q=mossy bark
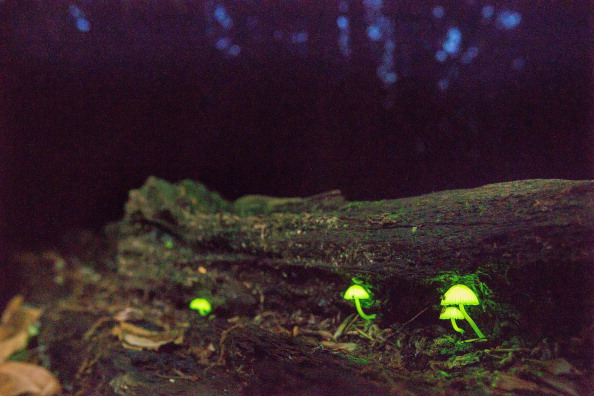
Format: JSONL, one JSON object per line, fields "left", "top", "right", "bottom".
{"left": 116, "top": 177, "right": 593, "bottom": 338}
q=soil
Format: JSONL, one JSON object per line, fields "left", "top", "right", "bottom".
{"left": 6, "top": 228, "right": 593, "bottom": 395}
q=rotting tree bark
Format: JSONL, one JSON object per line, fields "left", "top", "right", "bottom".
{"left": 118, "top": 177, "right": 592, "bottom": 281}
{"left": 218, "top": 324, "right": 398, "bottom": 395}
{"left": 116, "top": 177, "right": 593, "bottom": 337}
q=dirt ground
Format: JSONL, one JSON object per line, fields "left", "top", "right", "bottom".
{"left": 3, "top": 229, "right": 592, "bottom": 395}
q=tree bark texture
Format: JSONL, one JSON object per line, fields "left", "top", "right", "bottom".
{"left": 116, "top": 177, "right": 593, "bottom": 338}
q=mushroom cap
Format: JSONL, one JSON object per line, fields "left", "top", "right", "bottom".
{"left": 439, "top": 306, "right": 465, "bottom": 320}
{"left": 189, "top": 298, "right": 212, "bottom": 316}
{"left": 441, "top": 284, "right": 479, "bottom": 306}
{"left": 343, "top": 285, "right": 371, "bottom": 300}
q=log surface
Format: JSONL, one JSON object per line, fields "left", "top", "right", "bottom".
{"left": 118, "top": 177, "right": 593, "bottom": 283}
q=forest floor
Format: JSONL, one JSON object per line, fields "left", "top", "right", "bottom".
{"left": 3, "top": 230, "right": 593, "bottom": 395}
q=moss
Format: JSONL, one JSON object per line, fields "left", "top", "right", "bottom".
{"left": 342, "top": 200, "right": 387, "bottom": 209}
{"left": 342, "top": 354, "right": 371, "bottom": 366}
{"left": 232, "top": 195, "right": 304, "bottom": 216}
{"left": 431, "top": 335, "right": 474, "bottom": 356}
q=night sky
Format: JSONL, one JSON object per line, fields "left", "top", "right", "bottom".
{"left": 0, "top": 0, "right": 592, "bottom": 245}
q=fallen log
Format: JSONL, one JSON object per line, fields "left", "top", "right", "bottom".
{"left": 116, "top": 177, "right": 593, "bottom": 339}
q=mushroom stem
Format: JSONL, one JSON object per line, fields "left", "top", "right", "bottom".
{"left": 458, "top": 304, "right": 485, "bottom": 339}
{"left": 450, "top": 319, "right": 464, "bottom": 334}
{"left": 354, "top": 298, "right": 376, "bottom": 321}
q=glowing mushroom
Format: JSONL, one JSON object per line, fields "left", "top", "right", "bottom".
{"left": 439, "top": 306, "right": 465, "bottom": 334}
{"left": 440, "top": 284, "right": 486, "bottom": 339}
{"left": 343, "top": 285, "right": 376, "bottom": 321}
{"left": 189, "top": 298, "right": 212, "bottom": 316}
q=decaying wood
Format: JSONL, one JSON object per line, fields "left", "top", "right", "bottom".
{"left": 118, "top": 177, "right": 592, "bottom": 281}
{"left": 116, "top": 177, "right": 593, "bottom": 337}
{"left": 217, "top": 324, "right": 397, "bottom": 395}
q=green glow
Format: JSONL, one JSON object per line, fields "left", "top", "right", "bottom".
{"left": 441, "top": 284, "right": 479, "bottom": 305}
{"left": 354, "top": 297, "right": 376, "bottom": 321}
{"left": 440, "top": 307, "right": 464, "bottom": 334}
{"left": 189, "top": 298, "right": 212, "bottom": 316}
{"left": 450, "top": 319, "right": 464, "bottom": 334}
{"left": 458, "top": 304, "right": 485, "bottom": 339}
{"left": 441, "top": 284, "right": 486, "bottom": 339}
{"left": 343, "top": 285, "right": 376, "bottom": 321}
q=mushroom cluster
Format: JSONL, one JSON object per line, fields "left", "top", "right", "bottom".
{"left": 440, "top": 284, "right": 486, "bottom": 339}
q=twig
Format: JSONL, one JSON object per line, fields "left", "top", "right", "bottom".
{"left": 400, "top": 306, "right": 430, "bottom": 328}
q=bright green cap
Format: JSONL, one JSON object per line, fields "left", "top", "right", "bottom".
{"left": 189, "top": 298, "right": 212, "bottom": 316}
{"left": 439, "top": 306, "right": 464, "bottom": 320}
{"left": 343, "top": 284, "right": 371, "bottom": 300}
{"left": 441, "top": 284, "right": 479, "bottom": 306}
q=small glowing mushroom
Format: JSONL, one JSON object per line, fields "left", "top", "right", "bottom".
{"left": 189, "top": 298, "right": 212, "bottom": 316}
{"left": 441, "top": 284, "right": 486, "bottom": 339}
{"left": 343, "top": 285, "right": 376, "bottom": 321}
{"left": 439, "top": 306, "right": 465, "bottom": 334}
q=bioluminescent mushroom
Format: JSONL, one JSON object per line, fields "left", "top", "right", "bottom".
{"left": 440, "top": 284, "right": 486, "bottom": 339}
{"left": 439, "top": 306, "right": 465, "bottom": 334}
{"left": 343, "top": 285, "right": 376, "bottom": 321}
{"left": 189, "top": 298, "right": 212, "bottom": 316}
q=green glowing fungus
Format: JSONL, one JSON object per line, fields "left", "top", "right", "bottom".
{"left": 189, "top": 298, "right": 212, "bottom": 316}
{"left": 343, "top": 285, "right": 376, "bottom": 321}
{"left": 439, "top": 306, "right": 465, "bottom": 334}
{"left": 440, "top": 284, "right": 485, "bottom": 339}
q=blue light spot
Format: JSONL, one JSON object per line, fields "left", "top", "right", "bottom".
{"left": 291, "top": 31, "right": 308, "bottom": 44}
{"left": 215, "top": 37, "right": 230, "bottom": 50}
{"left": 214, "top": 6, "right": 227, "bottom": 21}
{"left": 377, "top": 16, "right": 392, "bottom": 30}
{"left": 432, "top": 6, "right": 445, "bottom": 19}
{"left": 69, "top": 5, "right": 83, "bottom": 18}
{"left": 214, "top": 6, "right": 233, "bottom": 30}
{"left": 443, "top": 27, "right": 462, "bottom": 54}
{"left": 227, "top": 44, "right": 241, "bottom": 56}
{"left": 435, "top": 50, "right": 448, "bottom": 62}
{"left": 337, "top": 16, "right": 349, "bottom": 30}
{"left": 219, "top": 17, "right": 232, "bottom": 30}
{"left": 496, "top": 10, "right": 521, "bottom": 30}
{"left": 364, "top": 0, "right": 383, "bottom": 9}
{"left": 76, "top": 18, "right": 90, "bottom": 32}
{"left": 385, "top": 39, "right": 395, "bottom": 52}
{"left": 481, "top": 5, "right": 494, "bottom": 19}
{"left": 383, "top": 72, "right": 397, "bottom": 84}
{"left": 461, "top": 46, "right": 479, "bottom": 64}
{"left": 338, "top": 23, "right": 351, "bottom": 58}
{"left": 366, "top": 25, "right": 382, "bottom": 41}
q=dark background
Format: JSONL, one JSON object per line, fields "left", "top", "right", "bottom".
{"left": 0, "top": 0, "right": 592, "bottom": 247}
